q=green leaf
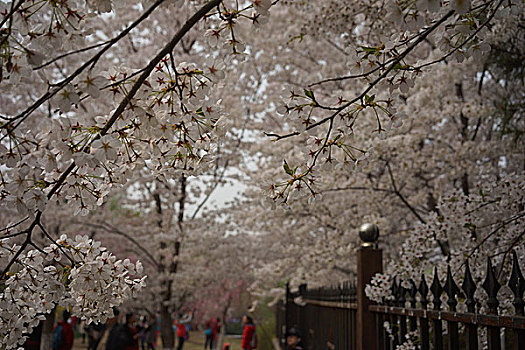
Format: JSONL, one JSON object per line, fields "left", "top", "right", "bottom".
{"left": 391, "top": 62, "right": 403, "bottom": 70}
{"left": 283, "top": 160, "right": 293, "bottom": 176}
{"left": 364, "top": 94, "right": 375, "bottom": 104}
{"left": 304, "top": 89, "right": 315, "bottom": 101}
{"left": 362, "top": 46, "right": 377, "bottom": 54}
{"left": 195, "top": 107, "right": 205, "bottom": 117}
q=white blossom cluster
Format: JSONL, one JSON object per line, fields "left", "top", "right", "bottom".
{"left": 0, "top": 234, "right": 145, "bottom": 349}
{"left": 268, "top": 0, "right": 521, "bottom": 200}
{"left": 0, "top": 67, "right": 225, "bottom": 218}
{"left": 0, "top": 0, "right": 272, "bottom": 218}
{"left": 1, "top": 0, "right": 272, "bottom": 342}
{"left": 398, "top": 174, "right": 523, "bottom": 279}
{"left": 365, "top": 273, "right": 394, "bottom": 304}
{"left": 362, "top": 173, "right": 524, "bottom": 312}
{"left": 382, "top": 322, "right": 418, "bottom": 350}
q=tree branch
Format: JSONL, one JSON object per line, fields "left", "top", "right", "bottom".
{"left": 268, "top": 10, "right": 455, "bottom": 141}
{"left": 1, "top": 0, "right": 223, "bottom": 281}
{"left": 2, "top": 0, "right": 167, "bottom": 132}
{"left": 80, "top": 222, "right": 161, "bottom": 269}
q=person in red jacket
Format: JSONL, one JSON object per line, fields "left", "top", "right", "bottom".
{"left": 54, "top": 310, "right": 74, "bottom": 350}
{"left": 212, "top": 318, "right": 221, "bottom": 346}
{"left": 174, "top": 317, "right": 187, "bottom": 350}
{"left": 241, "top": 315, "right": 257, "bottom": 350}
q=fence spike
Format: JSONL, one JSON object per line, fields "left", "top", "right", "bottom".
{"left": 419, "top": 273, "right": 429, "bottom": 309}
{"left": 482, "top": 257, "right": 501, "bottom": 314}
{"left": 391, "top": 277, "right": 399, "bottom": 305}
{"left": 444, "top": 265, "right": 460, "bottom": 311}
{"left": 461, "top": 259, "right": 477, "bottom": 313}
{"left": 430, "top": 267, "right": 443, "bottom": 310}
{"left": 430, "top": 267, "right": 444, "bottom": 350}
{"left": 418, "top": 276, "right": 431, "bottom": 349}
{"left": 338, "top": 283, "right": 343, "bottom": 302}
{"left": 398, "top": 282, "right": 407, "bottom": 308}
{"left": 508, "top": 250, "right": 525, "bottom": 316}
{"left": 408, "top": 279, "right": 417, "bottom": 308}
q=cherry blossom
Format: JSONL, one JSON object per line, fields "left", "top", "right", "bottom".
{"left": 0, "top": 235, "right": 145, "bottom": 349}
{"left": 0, "top": 0, "right": 523, "bottom": 347}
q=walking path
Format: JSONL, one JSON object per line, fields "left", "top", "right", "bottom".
{"left": 72, "top": 330, "right": 242, "bottom": 350}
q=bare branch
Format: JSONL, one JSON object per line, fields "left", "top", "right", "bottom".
{"left": 80, "top": 222, "right": 161, "bottom": 269}
{"left": 460, "top": 213, "right": 525, "bottom": 271}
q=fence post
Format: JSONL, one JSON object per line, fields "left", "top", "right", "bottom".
{"left": 357, "top": 223, "right": 383, "bottom": 350}
{"left": 282, "top": 282, "right": 290, "bottom": 349}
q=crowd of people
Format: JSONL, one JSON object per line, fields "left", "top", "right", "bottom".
{"left": 24, "top": 309, "right": 270, "bottom": 350}
{"left": 47, "top": 309, "right": 158, "bottom": 350}
{"left": 104, "top": 311, "right": 158, "bottom": 350}
{"left": 203, "top": 317, "right": 220, "bottom": 350}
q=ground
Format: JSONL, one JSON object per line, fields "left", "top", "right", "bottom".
{"left": 72, "top": 330, "right": 242, "bottom": 350}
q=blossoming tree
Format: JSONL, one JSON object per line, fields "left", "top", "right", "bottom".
{"left": 226, "top": 0, "right": 524, "bottom": 313}
{"left": 1, "top": 0, "right": 271, "bottom": 347}
{"left": 1, "top": 0, "right": 524, "bottom": 348}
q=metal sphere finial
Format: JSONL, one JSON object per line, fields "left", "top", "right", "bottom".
{"left": 358, "top": 223, "right": 379, "bottom": 247}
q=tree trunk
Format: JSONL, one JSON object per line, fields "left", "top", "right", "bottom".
{"left": 40, "top": 309, "right": 56, "bottom": 350}
{"left": 156, "top": 175, "right": 186, "bottom": 350}
{"left": 160, "top": 303, "right": 175, "bottom": 349}
{"left": 219, "top": 294, "right": 232, "bottom": 350}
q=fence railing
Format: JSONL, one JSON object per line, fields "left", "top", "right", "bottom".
{"left": 282, "top": 281, "right": 358, "bottom": 350}
{"left": 275, "top": 224, "right": 525, "bottom": 350}
{"left": 371, "top": 252, "right": 525, "bottom": 350}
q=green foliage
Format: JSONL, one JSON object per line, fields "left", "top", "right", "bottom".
{"left": 225, "top": 321, "right": 244, "bottom": 335}
{"left": 109, "top": 197, "right": 121, "bottom": 212}
{"left": 303, "top": 88, "right": 315, "bottom": 101}
{"left": 253, "top": 298, "right": 276, "bottom": 350}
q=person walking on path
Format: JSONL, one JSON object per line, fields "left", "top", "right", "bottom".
{"left": 174, "top": 316, "right": 188, "bottom": 350}
{"left": 285, "top": 328, "right": 303, "bottom": 350}
{"left": 240, "top": 315, "right": 257, "bottom": 350}
{"left": 106, "top": 312, "right": 139, "bottom": 350}
{"left": 143, "top": 315, "right": 157, "bottom": 350}
{"left": 87, "top": 323, "right": 106, "bottom": 350}
{"left": 124, "top": 313, "right": 140, "bottom": 350}
{"left": 211, "top": 318, "right": 221, "bottom": 350}
{"left": 203, "top": 318, "right": 215, "bottom": 350}
{"left": 53, "top": 310, "right": 74, "bottom": 350}
{"left": 105, "top": 308, "right": 122, "bottom": 350}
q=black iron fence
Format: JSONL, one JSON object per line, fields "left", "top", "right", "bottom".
{"left": 277, "top": 281, "right": 357, "bottom": 350}
{"left": 276, "top": 226, "right": 525, "bottom": 350}
{"left": 371, "top": 253, "right": 525, "bottom": 350}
